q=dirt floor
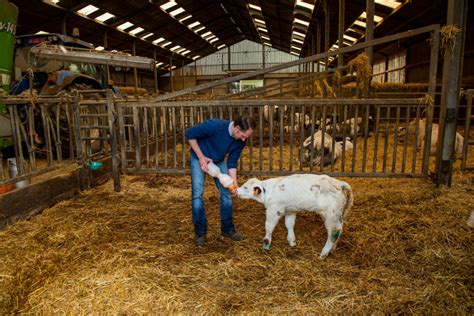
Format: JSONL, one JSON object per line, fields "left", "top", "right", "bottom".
{"left": 0, "top": 165, "right": 473, "bottom": 313}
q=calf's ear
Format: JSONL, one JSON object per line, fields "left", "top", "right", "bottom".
{"left": 253, "top": 186, "right": 262, "bottom": 196}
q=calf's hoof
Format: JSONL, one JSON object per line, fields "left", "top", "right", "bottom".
{"left": 262, "top": 238, "right": 271, "bottom": 250}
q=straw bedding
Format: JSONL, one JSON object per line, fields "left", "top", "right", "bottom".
{"left": 0, "top": 164, "right": 473, "bottom": 313}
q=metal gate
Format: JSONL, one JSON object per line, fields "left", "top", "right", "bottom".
{"left": 114, "top": 98, "right": 434, "bottom": 178}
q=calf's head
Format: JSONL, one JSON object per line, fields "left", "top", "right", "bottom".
{"left": 237, "top": 178, "right": 265, "bottom": 203}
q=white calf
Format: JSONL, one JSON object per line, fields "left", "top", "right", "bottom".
{"left": 237, "top": 174, "right": 353, "bottom": 259}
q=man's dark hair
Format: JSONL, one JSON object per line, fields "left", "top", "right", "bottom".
{"left": 234, "top": 116, "right": 255, "bottom": 131}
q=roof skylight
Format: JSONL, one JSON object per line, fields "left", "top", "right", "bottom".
{"left": 290, "top": 0, "right": 315, "bottom": 56}
{"left": 248, "top": 2, "right": 272, "bottom": 48}
{"left": 77, "top": 5, "right": 99, "bottom": 16}
{"left": 129, "top": 27, "right": 144, "bottom": 36}
{"left": 95, "top": 12, "right": 115, "bottom": 22}
{"left": 158, "top": 0, "right": 224, "bottom": 57}
{"left": 117, "top": 21, "right": 134, "bottom": 31}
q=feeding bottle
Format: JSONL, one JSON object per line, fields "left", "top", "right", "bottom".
{"left": 206, "top": 161, "right": 237, "bottom": 191}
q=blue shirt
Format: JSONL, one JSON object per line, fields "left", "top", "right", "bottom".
{"left": 185, "top": 119, "right": 246, "bottom": 169}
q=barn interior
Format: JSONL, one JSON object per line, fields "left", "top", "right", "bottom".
{"left": 0, "top": 0, "right": 473, "bottom": 314}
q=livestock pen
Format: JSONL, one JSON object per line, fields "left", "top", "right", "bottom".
{"left": 1, "top": 23, "right": 473, "bottom": 314}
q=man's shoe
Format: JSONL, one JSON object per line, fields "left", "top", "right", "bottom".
{"left": 195, "top": 235, "right": 206, "bottom": 246}
{"left": 221, "top": 231, "right": 245, "bottom": 241}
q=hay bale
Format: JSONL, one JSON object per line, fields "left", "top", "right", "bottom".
{"left": 348, "top": 53, "right": 372, "bottom": 98}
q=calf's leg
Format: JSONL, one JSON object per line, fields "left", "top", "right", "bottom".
{"left": 320, "top": 212, "right": 343, "bottom": 259}
{"left": 263, "top": 208, "right": 282, "bottom": 250}
{"left": 284, "top": 213, "right": 297, "bottom": 247}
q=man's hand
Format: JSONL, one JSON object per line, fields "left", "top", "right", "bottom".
{"left": 199, "top": 156, "right": 211, "bottom": 172}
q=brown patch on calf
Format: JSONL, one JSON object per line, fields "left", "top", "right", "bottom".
{"left": 253, "top": 186, "right": 262, "bottom": 196}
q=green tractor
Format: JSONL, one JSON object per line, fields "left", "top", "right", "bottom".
{"left": 2, "top": 31, "right": 112, "bottom": 158}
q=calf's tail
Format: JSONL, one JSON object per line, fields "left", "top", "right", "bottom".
{"left": 341, "top": 183, "right": 353, "bottom": 221}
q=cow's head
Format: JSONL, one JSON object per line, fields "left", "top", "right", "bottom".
{"left": 237, "top": 178, "right": 265, "bottom": 203}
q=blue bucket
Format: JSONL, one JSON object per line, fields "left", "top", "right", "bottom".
{"left": 86, "top": 161, "right": 103, "bottom": 170}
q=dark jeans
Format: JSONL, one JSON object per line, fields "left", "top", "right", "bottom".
{"left": 190, "top": 155, "right": 235, "bottom": 237}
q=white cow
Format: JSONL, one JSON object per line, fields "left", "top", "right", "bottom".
{"left": 237, "top": 174, "right": 353, "bottom": 259}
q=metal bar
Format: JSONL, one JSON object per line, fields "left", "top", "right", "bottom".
{"left": 163, "top": 107, "right": 168, "bottom": 168}
{"left": 18, "top": 112, "right": 33, "bottom": 173}
{"left": 361, "top": 105, "right": 370, "bottom": 172}
{"left": 341, "top": 104, "right": 348, "bottom": 172}
{"left": 120, "top": 99, "right": 420, "bottom": 108}
{"left": 80, "top": 125, "right": 110, "bottom": 129}
{"left": 382, "top": 107, "right": 390, "bottom": 173}
{"left": 401, "top": 106, "right": 410, "bottom": 173}
{"left": 423, "top": 27, "right": 440, "bottom": 175}
{"left": 81, "top": 137, "right": 109, "bottom": 141}
{"left": 44, "top": 109, "right": 62, "bottom": 162}
{"left": 461, "top": 91, "right": 472, "bottom": 170}
{"left": 289, "top": 106, "right": 295, "bottom": 172}
{"left": 172, "top": 107, "right": 177, "bottom": 168}
{"left": 153, "top": 107, "right": 159, "bottom": 168}
{"left": 269, "top": 105, "right": 274, "bottom": 171}
{"left": 181, "top": 106, "right": 186, "bottom": 169}
{"left": 117, "top": 104, "right": 127, "bottom": 172}
{"left": 27, "top": 106, "right": 37, "bottom": 171}
{"left": 308, "top": 105, "right": 316, "bottom": 172}
{"left": 258, "top": 106, "right": 263, "bottom": 171}
{"left": 372, "top": 106, "right": 381, "bottom": 172}
{"left": 125, "top": 168, "right": 426, "bottom": 179}
{"left": 63, "top": 102, "right": 74, "bottom": 159}
{"left": 248, "top": 106, "right": 254, "bottom": 171}
{"left": 411, "top": 108, "right": 421, "bottom": 173}
{"left": 55, "top": 103, "right": 63, "bottom": 162}
{"left": 150, "top": 25, "right": 440, "bottom": 101}
{"left": 298, "top": 105, "right": 305, "bottom": 171}
{"left": 107, "top": 90, "right": 121, "bottom": 192}
{"left": 72, "top": 99, "right": 83, "bottom": 164}
{"left": 40, "top": 105, "right": 53, "bottom": 167}
{"left": 30, "top": 45, "right": 154, "bottom": 70}
{"left": 144, "top": 107, "right": 150, "bottom": 167}
{"left": 132, "top": 106, "right": 141, "bottom": 170}
{"left": 351, "top": 106, "right": 359, "bottom": 172}
{"left": 391, "top": 106, "right": 401, "bottom": 173}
